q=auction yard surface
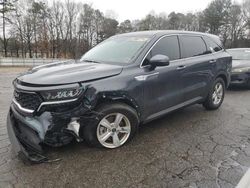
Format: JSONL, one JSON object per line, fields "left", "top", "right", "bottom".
{"left": 0, "top": 68, "right": 250, "bottom": 188}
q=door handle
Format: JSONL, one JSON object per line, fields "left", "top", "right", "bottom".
{"left": 209, "top": 59, "right": 217, "bottom": 64}
{"left": 177, "top": 65, "right": 186, "bottom": 70}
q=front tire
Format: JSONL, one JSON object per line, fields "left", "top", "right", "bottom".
{"left": 82, "top": 103, "right": 139, "bottom": 148}
{"left": 203, "top": 78, "right": 225, "bottom": 110}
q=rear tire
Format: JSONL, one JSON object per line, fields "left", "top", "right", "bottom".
{"left": 82, "top": 103, "right": 139, "bottom": 148}
{"left": 203, "top": 77, "right": 225, "bottom": 110}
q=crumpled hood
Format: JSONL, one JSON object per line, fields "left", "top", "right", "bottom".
{"left": 17, "top": 60, "right": 123, "bottom": 86}
{"left": 232, "top": 60, "right": 250, "bottom": 69}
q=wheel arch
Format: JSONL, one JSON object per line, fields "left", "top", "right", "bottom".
{"left": 215, "top": 72, "right": 228, "bottom": 87}
{"left": 95, "top": 92, "right": 142, "bottom": 120}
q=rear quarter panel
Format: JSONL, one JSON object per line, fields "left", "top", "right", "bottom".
{"left": 213, "top": 51, "right": 232, "bottom": 87}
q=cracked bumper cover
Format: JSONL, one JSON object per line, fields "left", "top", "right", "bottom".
{"left": 7, "top": 102, "right": 89, "bottom": 163}
{"left": 7, "top": 104, "right": 52, "bottom": 162}
{"left": 7, "top": 108, "right": 47, "bottom": 163}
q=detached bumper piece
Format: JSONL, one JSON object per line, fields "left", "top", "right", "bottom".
{"left": 7, "top": 111, "right": 49, "bottom": 163}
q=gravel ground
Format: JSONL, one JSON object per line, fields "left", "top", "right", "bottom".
{"left": 0, "top": 68, "right": 250, "bottom": 188}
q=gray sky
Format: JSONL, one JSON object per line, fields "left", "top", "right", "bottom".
{"left": 63, "top": 0, "right": 243, "bottom": 22}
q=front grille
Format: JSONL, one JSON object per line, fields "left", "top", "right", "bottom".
{"left": 14, "top": 90, "right": 43, "bottom": 111}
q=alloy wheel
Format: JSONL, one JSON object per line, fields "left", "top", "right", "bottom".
{"left": 97, "top": 113, "right": 131, "bottom": 148}
{"left": 212, "top": 82, "right": 223, "bottom": 105}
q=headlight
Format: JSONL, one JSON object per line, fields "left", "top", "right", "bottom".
{"left": 232, "top": 67, "right": 250, "bottom": 73}
{"left": 40, "top": 87, "right": 83, "bottom": 101}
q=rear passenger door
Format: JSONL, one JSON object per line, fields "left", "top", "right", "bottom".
{"left": 179, "top": 35, "right": 216, "bottom": 102}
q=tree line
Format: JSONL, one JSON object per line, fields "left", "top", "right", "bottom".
{"left": 0, "top": 0, "right": 250, "bottom": 59}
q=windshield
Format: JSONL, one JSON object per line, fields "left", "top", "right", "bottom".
{"left": 81, "top": 36, "right": 151, "bottom": 64}
{"left": 227, "top": 49, "right": 250, "bottom": 60}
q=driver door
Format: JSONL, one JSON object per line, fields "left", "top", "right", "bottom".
{"left": 141, "top": 35, "right": 185, "bottom": 121}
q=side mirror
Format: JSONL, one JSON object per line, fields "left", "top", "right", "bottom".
{"left": 149, "top": 55, "right": 170, "bottom": 69}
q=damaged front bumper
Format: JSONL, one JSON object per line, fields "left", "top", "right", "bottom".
{"left": 7, "top": 102, "right": 89, "bottom": 163}
{"left": 7, "top": 106, "right": 48, "bottom": 163}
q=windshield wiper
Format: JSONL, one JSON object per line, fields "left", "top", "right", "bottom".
{"left": 82, "top": 59, "right": 100, "bottom": 64}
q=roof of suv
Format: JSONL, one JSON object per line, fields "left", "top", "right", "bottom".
{"left": 116, "top": 30, "right": 222, "bottom": 47}
{"left": 117, "top": 30, "right": 217, "bottom": 38}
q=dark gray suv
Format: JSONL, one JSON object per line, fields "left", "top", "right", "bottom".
{"left": 7, "top": 31, "right": 232, "bottom": 162}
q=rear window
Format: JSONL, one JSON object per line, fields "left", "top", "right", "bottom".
{"left": 203, "top": 36, "right": 223, "bottom": 53}
{"left": 180, "top": 36, "right": 208, "bottom": 58}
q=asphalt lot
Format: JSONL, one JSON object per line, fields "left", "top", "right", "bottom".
{"left": 0, "top": 68, "right": 250, "bottom": 188}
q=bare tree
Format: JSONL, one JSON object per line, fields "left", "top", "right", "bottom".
{"left": 243, "top": 0, "right": 250, "bottom": 38}
{"left": 119, "top": 20, "right": 133, "bottom": 33}
{"left": 2, "top": 0, "right": 250, "bottom": 58}
{"left": 228, "top": 4, "right": 245, "bottom": 47}
{"left": 64, "top": 0, "right": 77, "bottom": 57}
{"left": 29, "top": 1, "right": 46, "bottom": 57}
{"left": 203, "top": 0, "right": 231, "bottom": 35}
{"left": 0, "top": 0, "right": 16, "bottom": 57}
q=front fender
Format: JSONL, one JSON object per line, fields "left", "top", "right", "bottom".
{"left": 83, "top": 86, "right": 142, "bottom": 120}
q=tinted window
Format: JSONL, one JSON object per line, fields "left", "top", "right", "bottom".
{"left": 180, "top": 36, "right": 208, "bottom": 58}
{"left": 150, "top": 36, "right": 180, "bottom": 61}
{"left": 204, "top": 37, "right": 223, "bottom": 53}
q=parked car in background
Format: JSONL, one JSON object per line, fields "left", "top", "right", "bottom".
{"left": 7, "top": 31, "right": 232, "bottom": 163}
{"left": 227, "top": 48, "right": 250, "bottom": 88}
